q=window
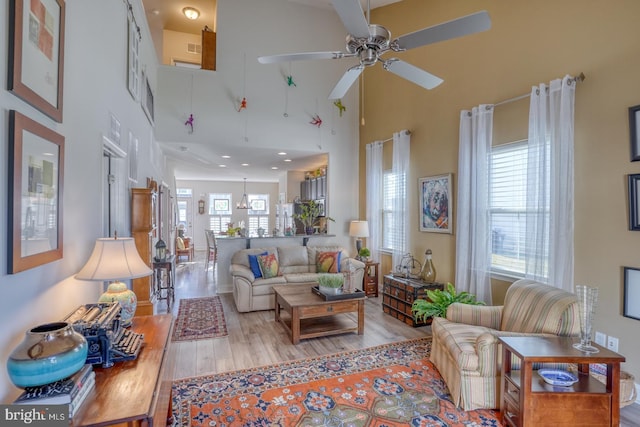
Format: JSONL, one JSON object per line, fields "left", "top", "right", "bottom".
{"left": 489, "top": 140, "right": 549, "bottom": 277}
{"left": 381, "top": 170, "right": 406, "bottom": 252}
{"left": 247, "top": 194, "right": 269, "bottom": 236}
{"left": 208, "top": 193, "right": 231, "bottom": 233}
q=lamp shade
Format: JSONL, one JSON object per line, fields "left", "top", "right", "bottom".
{"left": 76, "top": 237, "right": 152, "bottom": 281}
{"left": 349, "top": 220, "right": 370, "bottom": 238}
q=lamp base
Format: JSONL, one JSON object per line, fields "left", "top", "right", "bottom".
{"left": 355, "top": 239, "right": 362, "bottom": 257}
{"left": 98, "top": 281, "right": 137, "bottom": 327}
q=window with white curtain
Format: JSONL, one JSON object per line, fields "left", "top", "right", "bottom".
{"left": 489, "top": 140, "right": 549, "bottom": 277}
{"left": 381, "top": 170, "right": 406, "bottom": 252}
{"left": 247, "top": 194, "right": 269, "bottom": 236}
{"left": 208, "top": 193, "right": 232, "bottom": 233}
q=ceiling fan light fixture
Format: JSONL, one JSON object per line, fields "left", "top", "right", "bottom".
{"left": 182, "top": 7, "right": 200, "bottom": 20}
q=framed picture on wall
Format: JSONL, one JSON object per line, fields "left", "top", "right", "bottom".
{"left": 8, "top": 0, "right": 66, "bottom": 122}
{"left": 8, "top": 110, "right": 64, "bottom": 273}
{"left": 629, "top": 105, "right": 640, "bottom": 161}
{"left": 628, "top": 174, "right": 640, "bottom": 230}
{"left": 419, "top": 173, "right": 452, "bottom": 234}
{"left": 141, "top": 70, "right": 154, "bottom": 125}
{"left": 623, "top": 266, "right": 640, "bottom": 320}
{"left": 127, "top": 15, "right": 140, "bottom": 101}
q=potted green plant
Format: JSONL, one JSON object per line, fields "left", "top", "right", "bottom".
{"left": 317, "top": 273, "right": 344, "bottom": 295}
{"left": 358, "top": 247, "right": 371, "bottom": 261}
{"left": 412, "top": 282, "right": 485, "bottom": 322}
{"left": 293, "top": 200, "right": 334, "bottom": 235}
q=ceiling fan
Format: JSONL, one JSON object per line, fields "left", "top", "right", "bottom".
{"left": 258, "top": 0, "right": 491, "bottom": 99}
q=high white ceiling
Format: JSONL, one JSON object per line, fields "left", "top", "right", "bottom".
{"left": 141, "top": 0, "right": 402, "bottom": 182}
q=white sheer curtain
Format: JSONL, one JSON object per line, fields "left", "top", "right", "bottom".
{"left": 526, "top": 76, "right": 575, "bottom": 291}
{"left": 455, "top": 105, "right": 493, "bottom": 304}
{"left": 391, "top": 130, "right": 410, "bottom": 270}
{"left": 366, "top": 141, "right": 383, "bottom": 262}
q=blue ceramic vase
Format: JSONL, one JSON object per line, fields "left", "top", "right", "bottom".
{"left": 7, "top": 322, "right": 88, "bottom": 388}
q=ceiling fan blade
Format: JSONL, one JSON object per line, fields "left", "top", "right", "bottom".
{"left": 331, "top": 0, "right": 370, "bottom": 38}
{"left": 394, "top": 10, "right": 491, "bottom": 51}
{"left": 258, "top": 51, "right": 350, "bottom": 64}
{"left": 329, "top": 66, "right": 364, "bottom": 99}
{"left": 383, "top": 59, "right": 443, "bottom": 90}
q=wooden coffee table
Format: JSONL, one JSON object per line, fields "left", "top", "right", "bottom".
{"left": 273, "top": 284, "right": 365, "bottom": 344}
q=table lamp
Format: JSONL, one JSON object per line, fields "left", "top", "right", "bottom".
{"left": 349, "top": 220, "right": 369, "bottom": 258}
{"left": 75, "top": 236, "right": 152, "bottom": 326}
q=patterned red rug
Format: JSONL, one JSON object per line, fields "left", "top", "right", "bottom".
{"left": 171, "top": 338, "right": 502, "bottom": 426}
{"left": 171, "top": 296, "right": 228, "bottom": 342}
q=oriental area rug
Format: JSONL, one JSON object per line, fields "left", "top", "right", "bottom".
{"left": 171, "top": 338, "right": 501, "bottom": 426}
{"left": 171, "top": 296, "right": 228, "bottom": 342}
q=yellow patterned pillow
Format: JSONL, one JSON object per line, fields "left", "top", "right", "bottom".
{"left": 257, "top": 253, "right": 280, "bottom": 279}
{"left": 316, "top": 251, "right": 342, "bottom": 273}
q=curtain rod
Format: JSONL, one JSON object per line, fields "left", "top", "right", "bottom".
{"left": 381, "top": 130, "right": 412, "bottom": 143}
{"left": 493, "top": 72, "right": 585, "bottom": 108}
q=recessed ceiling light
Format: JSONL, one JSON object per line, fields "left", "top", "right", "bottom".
{"left": 241, "top": 163, "right": 249, "bottom": 166}
{"left": 283, "top": 159, "right": 292, "bottom": 162}
{"left": 277, "top": 152, "right": 287, "bottom": 156}
{"left": 182, "top": 7, "right": 200, "bottom": 20}
{"left": 219, "top": 164, "right": 226, "bottom": 168}
{"left": 151, "top": 9, "right": 160, "bottom": 15}
{"left": 271, "top": 166, "right": 279, "bottom": 170}
{"left": 221, "top": 155, "right": 230, "bottom": 159}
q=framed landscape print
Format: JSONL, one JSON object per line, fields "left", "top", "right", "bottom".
{"left": 419, "top": 173, "right": 452, "bottom": 233}
{"left": 8, "top": 110, "right": 64, "bottom": 273}
{"left": 8, "top": 0, "right": 65, "bottom": 122}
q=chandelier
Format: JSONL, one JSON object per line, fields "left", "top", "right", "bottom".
{"left": 236, "top": 178, "right": 249, "bottom": 209}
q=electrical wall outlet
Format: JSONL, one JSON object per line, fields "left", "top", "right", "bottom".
{"left": 595, "top": 331, "right": 606, "bottom": 346}
{"left": 607, "top": 336, "right": 619, "bottom": 352}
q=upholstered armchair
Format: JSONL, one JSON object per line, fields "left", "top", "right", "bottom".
{"left": 430, "top": 279, "right": 580, "bottom": 411}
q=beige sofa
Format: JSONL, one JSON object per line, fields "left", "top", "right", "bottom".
{"left": 430, "top": 279, "right": 580, "bottom": 410}
{"left": 230, "top": 245, "right": 365, "bottom": 312}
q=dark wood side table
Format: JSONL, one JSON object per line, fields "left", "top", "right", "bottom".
{"left": 70, "top": 314, "right": 175, "bottom": 426}
{"left": 153, "top": 255, "right": 176, "bottom": 310}
{"left": 362, "top": 261, "right": 379, "bottom": 297}
{"left": 499, "top": 336, "right": 625, "bottom": 427}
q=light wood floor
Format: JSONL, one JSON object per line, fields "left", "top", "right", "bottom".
{"left": 160, "top": 253, "right": 640, "bottom": 426}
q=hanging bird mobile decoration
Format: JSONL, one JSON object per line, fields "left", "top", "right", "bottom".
{"left": 237, "top": 97, "right": 247, "bottom": 112}
{"left": 184, "top": 114, "right": 194, "bottom": 134}
{"left": 310, "top": 114, "right": 323, "bottom": 127}
{"left": 333, "top": 100, "right": 346, "bottom": 117}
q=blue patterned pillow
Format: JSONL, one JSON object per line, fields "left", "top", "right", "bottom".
{"left": 248, "top": 252, "right": 268, "bottom": 278}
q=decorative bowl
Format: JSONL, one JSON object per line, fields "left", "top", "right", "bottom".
{"left": 537, "top": 369, "right": 578, "bottom": 387}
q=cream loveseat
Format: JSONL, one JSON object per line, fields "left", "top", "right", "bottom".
{"left": 230, "top": 245, "right": 365, "bottom": 312}
{"left": 430, "top": 279, "right": 580, "bottom": 410}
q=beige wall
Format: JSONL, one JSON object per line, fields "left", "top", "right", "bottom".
{"left": 162, "top": 29, "right": 202, "bottom": 66}
{"left": 363, "top": 0, "right": 640, "bottom": 381}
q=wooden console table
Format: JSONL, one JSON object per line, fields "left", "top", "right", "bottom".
{"left": 499, "top": 336, "right": 625, "bottom": 427}
{"left": 71, "top": 314, "right": 175, "bottom": 426}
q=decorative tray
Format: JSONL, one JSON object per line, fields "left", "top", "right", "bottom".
{"left": 311, "top": 286, "right": 365, "bottom": 301}
{"left": 537, "top": 369, "right": 578, "bottom": 387}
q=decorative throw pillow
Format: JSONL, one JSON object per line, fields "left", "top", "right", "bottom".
{"left": 316, "top": 251, "right": 342, "bottom": 273}
{"left": 176, "top": 237, "right": 185, "bottom": 250}
{"left": 257, "top": 254, "right": 280, "bottom": 279}
{"left": 248, "top": 251, "right": 268, "bottom": 278}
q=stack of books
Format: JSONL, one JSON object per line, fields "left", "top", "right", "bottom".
{"left": 13, "top": 364, "right": 95, "bottom": 418}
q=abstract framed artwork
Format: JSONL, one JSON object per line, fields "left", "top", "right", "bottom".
{"left": 628, "top": 174, "right": 640, "bottom": 230}
{"left": 8, "top": 110, "right": 64, "bottom": 273}
{"left": 623, "top": 266, "right": 640, "bottom": 321}
{"left": 629, "top": 104, "right": 640, "bottom": 162}
{"left": 8, "top": 0, "right": 66, "bottom": 122}
{"left": 419, "top": 173, "right": 452, "bottom": 233}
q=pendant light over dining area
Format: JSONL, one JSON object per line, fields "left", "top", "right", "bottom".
{"left": 236, "top": 178, "right": 249, "bottom": 209}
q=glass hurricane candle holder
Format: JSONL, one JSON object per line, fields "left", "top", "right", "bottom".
{"left": 573, "top": 284, "right": 599, "bottom": 353}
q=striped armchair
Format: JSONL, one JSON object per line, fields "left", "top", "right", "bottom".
{"left": 430, "top": 279, "right": 580, "bottom": 410}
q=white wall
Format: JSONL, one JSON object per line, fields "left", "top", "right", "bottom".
{"left": 0, "top": 0, "right": 166, "bottom": 399}
{"left": 156, "top": 0, "right": 361, "bottom": 251}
